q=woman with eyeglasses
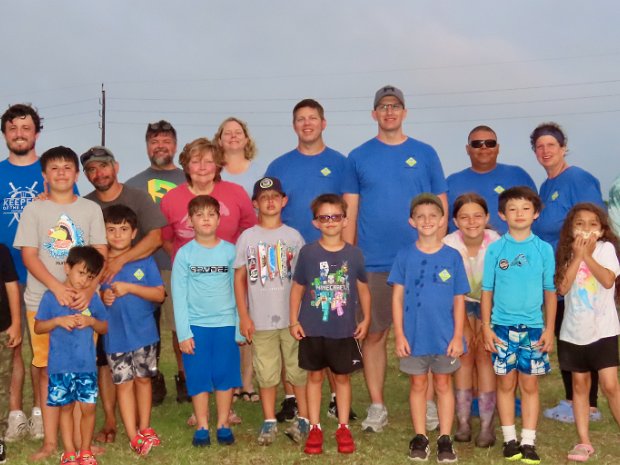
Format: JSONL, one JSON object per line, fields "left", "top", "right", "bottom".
{"left": 530, "top": 122, "right": 606, "bottom": 424}
{"left": 214, "top": 117, "right": 267, "bottom": 197}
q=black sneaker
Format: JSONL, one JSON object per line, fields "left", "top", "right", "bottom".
{"left": 408, "top": 434, "right": 430, "bottom": 461}
{"left": 502, "top": 440, "right": 522, "bottom": 461}
{"left": 520, "top": 444, "right": 540, "bottom": 465}
{"left": 151, "top": 371, "right": 167, "bottom": 406}
{"left": 275, "top": 397, "right": 298, "bottom": 423}
{"left": 437, "top": 435, "right": 457, "bottom": 463}
{"left": 327, "top": 397, "right": 358, "bottom": 421}
{"left": 0, "top": 439, "right": 6, "bottom": 464}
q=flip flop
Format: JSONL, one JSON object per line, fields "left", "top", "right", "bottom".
{"left": 567, "top": 443, "right": 594, "bottom": 462}
{"left": 94, "top": 428, "right": 116, "bottom": 443}
{"left": 241, "top": 391, "right": 259, "bottom": 402}
{"left": 232, "top": 392, "right": 242, "bottom": 403}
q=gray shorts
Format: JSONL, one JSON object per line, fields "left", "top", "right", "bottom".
{"left": 106, "top": 343, "right": 158, "bottom": 384}
{"left": 160, "top": 270, "right": 176, "bottom": 332}
{"left": 362, "top": 272, "right": 392, "bottom": 334}
{"left": 400, "top": 354, "right": 461, "bottom": 376}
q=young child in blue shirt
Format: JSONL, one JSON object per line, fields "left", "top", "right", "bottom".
{"left": 389, "top": 193, "right": 469, "bottom": 463}
{"left": 290, "top": 193, "right": 371, "bottom": 455}
{"left": 172, "top": 195, "right": 241, "bottom": 448}
{"left": 34, "top": 246, "right": 107, "bottom": 465}
{"left": 481, "top": 186, "right": 556, "bottom": 464}
{"left": 100, "top": 205, "right": 165, "bottom": 456}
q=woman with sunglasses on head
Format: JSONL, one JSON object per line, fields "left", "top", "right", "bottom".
{"left": 530, "top": 122, "right": 606, "bottom": 424}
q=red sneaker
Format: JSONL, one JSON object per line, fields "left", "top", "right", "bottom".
{"left": 304, "top": 425, "right": 323, "bottom": 455}
{"left": 77, "top": 451, "right": 98, "bottom": 465}
{"left": 60, "top": 451, "right": 78, "bottom": 465}
{"left": 130, "top": 433, "right": 154, "bottom": 456}
{"left": 140, "top": 428, "right": 161, "bottom": 446}
{"left": 336, "top": 424, "right": 355, "bottom": 454}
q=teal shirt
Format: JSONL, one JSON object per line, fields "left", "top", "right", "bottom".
{"left": 482, "top": 233, "right": 555, "bottom": 327}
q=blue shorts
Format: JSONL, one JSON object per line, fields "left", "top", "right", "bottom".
{"left": 465, "top": 301, "right": 481, "bottom": 319}
{"left": 182, "top": 326, "right": 241, "bottom": 396}
{"left": 48, "top": 372, "right": 98, "bottom": 406}
{"left": 491, "top": 324, "right": 551, "bottom": 376}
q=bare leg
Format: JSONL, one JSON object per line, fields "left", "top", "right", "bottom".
{"left": 59, "top": 404, "right": 75, "bottom": 454}
{"left": 293, "top": 383, "right": 308, "bottom": 419}
{"left": 9, "top": 344, "right": 25, "bottom": 411}
{"left": 435, "top": 373, "right": 455, "bottom": 436}
{"left": 260, "top": 385, "right": 277, "bottom": 419}
{"left": 30, "top": 366, "right": 58, "bottom": 461}
{"left": 117, "top": 381, "right": 138, "bottom": 439}
{"left": 192, "top": 392, "right": 209, "bottom": 430}
{"left": 410, "top": 374, "right": 428, "bottom": 435}
{"left": 239, "top": 345, "right": 255, "bottom": 395}
{"left": 572, "top": 371, "right": 591, "bottom": 446}
{"left": 334, "top": 374, "right": 351, "bottom": 424}
{"left": 215, "top": 389, "right": 233, "bottom": 428}
{"left": 135, "top": 377, "right": 153, "bottom": 431}
{"left": 97, "top": 365, "right": 117, "bottom": 437}
{"left": 496, "top": 371, "right": 517, "bottom": 428}
{"left": 598, "top": 366, "right": 620, "bottom": 426}
{"left": 307, "top": 370, "right": 325, "bottom": 425}
{"left": 362, "top": 329, "right": 389, "bottom": 404}
{"left": 79, "top": 402, "right": 96, "bottom": 452}
{"left": 518, "top": 373, "right": 539, "bottom": 431}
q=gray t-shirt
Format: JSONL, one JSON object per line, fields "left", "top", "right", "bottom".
{"left": 234, "top": 224, "right": 304, "bottom": 330}
{"left": 125, "top": 166, "right": 186, "bottom": 269}
{"left": 84, "top": 185, "right": 167, "bottom": 243}
{"left": 13, "top": 197, "right": 107, "bottom": 310}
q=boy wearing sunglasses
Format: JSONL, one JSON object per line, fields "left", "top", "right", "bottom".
{"left": 289, "top": 194, "right": 370, "bottom": 455}
{"left": 447, "top": 125, "right": 536, "bottom": 234}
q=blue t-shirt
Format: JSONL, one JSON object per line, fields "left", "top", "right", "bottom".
{"left": 533, "top": 166, "right": 604, "bottom": 250}
{"left": 482, "top": 233, "right": 556, "bottom": 327}
{"left": 388, "top": 244, "right": 469, "bottom": 356}
{"left": 36, "top": 290, "right": 107, "bottom": 375}
{"left": 265, "top": 147, "right": 347, "bottom": 243}
{"left": 342, "top": 137, "right": 448, "bottom": 272}
{"left": 447, "top": 164, "right": 536, "bottom": 234}
{"left": 293, "top": 241, "right": 367, "bottom": 339}
{"left": 102, "top": 257, "right": 162, "bottom": 354}
{"left": 171, "top": 239, "right": 237, "bottom": 342}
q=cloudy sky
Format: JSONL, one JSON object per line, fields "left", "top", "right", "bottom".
{"left": 2, "top": 1, "right": 620, "bottom": 196}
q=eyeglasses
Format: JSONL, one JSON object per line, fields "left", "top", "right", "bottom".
{"left": 469, "top": 139, "right": 497, "bottom": 149}
{"left": 148, "top": 121, "right": 173, "bottom": 131}
{"left": 315, "top": 214, "right": 345, "bottom": 223}
{"left": 376, "top": 103, "right": 404, "bottom": 112}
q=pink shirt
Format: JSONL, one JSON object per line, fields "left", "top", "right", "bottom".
{"left": 161, "top": 181, "right": 257, "bottom": 261}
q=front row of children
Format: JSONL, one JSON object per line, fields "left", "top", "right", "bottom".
{"left": 5, "top": 176, "right": 619, "bottom": 464}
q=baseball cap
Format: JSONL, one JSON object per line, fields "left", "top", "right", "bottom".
{"left": 80, "top": 146, "right": 115, "bottom": 169}
{"left": 252, "top": 176, "right": 285, "bottom": 200}
{"left": 374, "top": 85, "right": 405, "bottom": 109}
{"left": 409, "top": 193, "right": 444, "bottom": 217}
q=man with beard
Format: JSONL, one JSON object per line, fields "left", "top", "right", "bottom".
{"left": 0, "top": 104, "right": 48, "bottom": 445}
{"left": 82, "top": 146, "right": 167, "bottom": 442}
{"left": 125, "top": 121, "right": 188, "bottom": 406}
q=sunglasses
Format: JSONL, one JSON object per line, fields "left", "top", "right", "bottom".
{"left": 469, "top": 139, "right": 497, "bottom": 149}
{"left": 315, "top": 214, "right": 345, "bottom": 224}
{"left": 148, "top": 121, "right": 173, "bottom": 131}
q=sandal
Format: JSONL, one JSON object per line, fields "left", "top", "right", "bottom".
{"left": 232, "top": 392, "right": 242, "bottom": 403}
{"left": 567, "top": 443, "right": 594, "bottom": 462}
{"left": 544, "top": 400, "right": 573, "bottom": 422}
{"left": 241, "top": 391, "right": 260, "bottom": 402}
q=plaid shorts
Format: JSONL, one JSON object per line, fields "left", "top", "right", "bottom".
{"left": 491, "top": 324, "right": 550, "bottom": 376}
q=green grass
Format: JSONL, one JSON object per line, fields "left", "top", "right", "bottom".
{"left": 7, "top": 333, "right": 620, "bottom": 464}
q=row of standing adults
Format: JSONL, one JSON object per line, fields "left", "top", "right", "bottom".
{"left": 0, "top": 84, "right": 612, "bottom": 454}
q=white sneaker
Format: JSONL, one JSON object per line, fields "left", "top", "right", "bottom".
{"left": 361, "top": 404, "right": 388, "bottom": 432}
{"left": 426, "top": 400, "right": 439, "bottom": 432}
{"left": 4, "top": 411, "right": 28, "bottom": 442}
{"left": 29, "top": 410, "right": 44, "bottom": 440}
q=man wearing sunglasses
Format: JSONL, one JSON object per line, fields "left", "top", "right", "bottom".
{"left": 446, "top": 125, "right": 536, "bottom": 233}
{"left": 342, "top": 85, "right": 448, "bottom": 433}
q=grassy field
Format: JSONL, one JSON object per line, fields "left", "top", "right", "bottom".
{"left": 7, "top": 332, "right": 620, "bottom": 465}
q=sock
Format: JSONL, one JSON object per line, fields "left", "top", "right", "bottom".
{"left": 521, "top": 428, "right": 536, "bottom": 446}
{"left": 312, "top": 423, "right": 322, "bottom": 430}
{"left": 9, "top": 410, "right": 24, "bottom": 417}
{"left": 501, "top": 425, "right": 517, "bottom": 443}
{"left": 32, "top": 407, "right": 42, "bottom": 416}
{"left": 339, "top": 423, "right": 349, "bottom": 429}
{"left": 331, "top": 393, "right": 336, "bottom": 401}
{"left": 285, "top": 394, "right": 296, "bottom": 400}
{"left": 371, "top": 402, "right": 384, "bottom": 409}
{"left": 264, "top": 418, "right": 277, "bottom": 423}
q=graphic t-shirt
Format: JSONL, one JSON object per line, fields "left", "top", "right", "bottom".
{"left": 36, "top": 291, "right": 107, "bottom": 374}
{"left": 388, "top": 244, "right": 470, "bottom": 356}
{"left": 102, "top": 256, "right": 163, "bottom": 353}
{"left": 293, "top": 241, "right": 367, "bottom": 339}
{"left": 560, "top": 241, "right": 620, "bottom": 345}
{"left": 234, "top": 224, "right": 304, "bottom": 330}
{"left": 13, "top": 197, "right": 107, "bottom": 309}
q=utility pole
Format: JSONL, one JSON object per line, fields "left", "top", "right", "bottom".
{"left": 100, "top": 83, "right": 106, "bottom": 146}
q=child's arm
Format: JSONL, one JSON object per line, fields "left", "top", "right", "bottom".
{"left": 109, "top": 282, "right": 165, "bottom": 304}
{"left": 234, "top": 267, "right": 255, "bottom": 343}
{"left": 446, "top": 294, "right": 465, "bottom": 358}
{"left": 480, "top": 290, "right": 501, "bottom": 353}
{"left": 392, "top": 284, "right": 411, "bottom": 357}
{"left": 5, "top": 280, "right": 22, "bottom": 347}
{"left": 289, "top": 281, "right": 306, "bottom": 340}
{"left": 537, "top": 289, "right": 557, "bottom": 353}
{"left": 75, "top": 314, "right": 108, "bottom": 335}
{"left": 101, "top": 229, "right": 162, "bottom": 283}
{"left": 583, "top": 239, "right": 617, "bottom": 289}
{"left": 22, "top": 247, "right": 76, "bottom": 306}
{"left": 34, "top": 315, "right": 78, "bottom": 334}
{"left": 354, "top": 279, "right": 371, "bottom": 340}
